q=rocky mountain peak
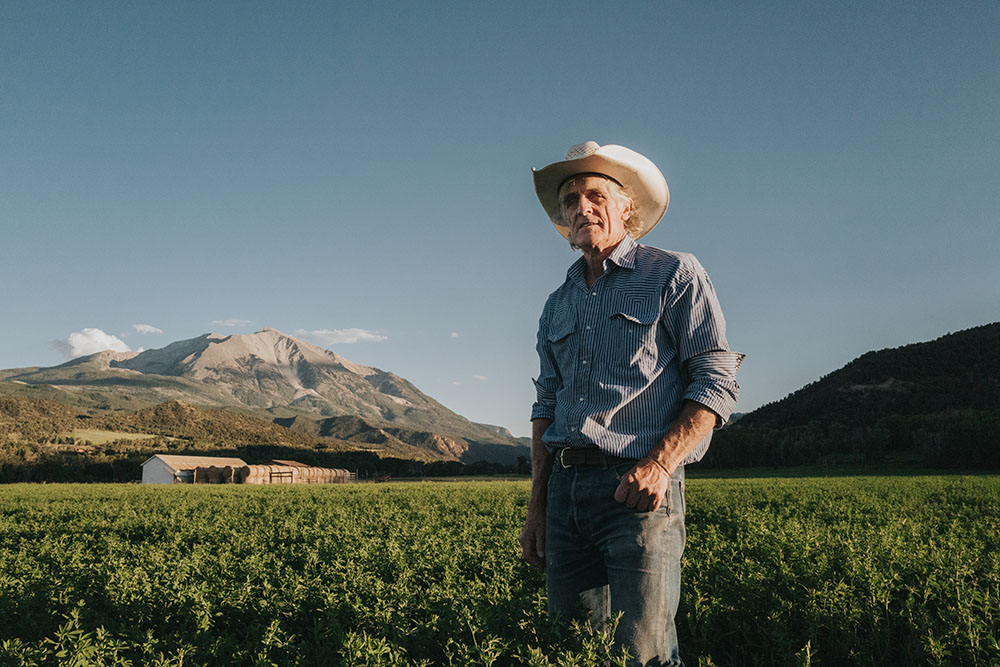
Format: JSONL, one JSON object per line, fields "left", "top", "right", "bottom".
{"left": 6, "top": 328, "right": 526, "bottom": 449}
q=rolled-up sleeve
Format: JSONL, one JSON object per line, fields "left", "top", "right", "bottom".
{"left": 663, "top": 255, "right": 744, "bottom": 424}
{"left": 530, "top": 306, "right": 559, "bottom": 421}
{"left": 683, "top": 350, "right": 744, "bottom": 424}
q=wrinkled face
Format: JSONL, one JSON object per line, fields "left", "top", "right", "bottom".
{"left": 559, "top": 175, "right": 633, "bottom": 254}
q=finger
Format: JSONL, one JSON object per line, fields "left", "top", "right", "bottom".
{"left": 638, "top": 490, "right": 656, "bottom": 512}
{"left": 626, "top": 472, "right": 643, "bottom": 507}
{"left": 521, "top": 542, "right": 541, "bottom": 568}
{"left": 520, "top": 527, "right": 545, "bottom": 569}
{"left": 626, "top": 484, "right": 640, "bottom": 509}
{"left": 635, "top": 490, "right": 651, "bottom": 512}
{"left": 613, "top": 478, "right": 629, "bottom": 503}
{"left": 649, "top": 494, "right": 661, "bottom": 512}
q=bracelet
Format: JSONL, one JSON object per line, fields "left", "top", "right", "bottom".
{"left": 643, "top": 456, "right": 670, "bottom": 477}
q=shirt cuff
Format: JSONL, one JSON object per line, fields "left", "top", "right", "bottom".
{"left": 683, "top": 379, "right": 740, "bottom": 425}
{"left": 530, "top": 403, "right": 555, "bottom": 421}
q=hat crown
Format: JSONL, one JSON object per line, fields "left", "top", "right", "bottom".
{"left": 565, "top": 141, "right": 600, "bottom": 160}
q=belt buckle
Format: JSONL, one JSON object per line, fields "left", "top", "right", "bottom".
{"left": 558, "top": 447, "right": 573, "bottom": 469}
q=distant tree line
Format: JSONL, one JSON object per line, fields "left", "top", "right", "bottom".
{"left": 701, "top": 409, "right": 1000, "bottom": 470}
{"left": 0, "top": 440, "right": 533, "bottom": 484}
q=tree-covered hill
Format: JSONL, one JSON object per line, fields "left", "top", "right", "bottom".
{"left": 740, "top": 322, "right": 1000, "bottom": 428}
{"left": 702, "top": 323, "right": 1000, "bottom": 469}
{"left": 98, "top": 400, "right": 329, "bottom": 448}
{"left": 0, "top": 394, "right": 78, "bottom": 442}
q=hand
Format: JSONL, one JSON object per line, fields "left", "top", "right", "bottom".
{"left": 613, "top": 458, "right": 669, "bottom": 512}
{"left": 519, "top": 509, "right": 546, "bottom": 569}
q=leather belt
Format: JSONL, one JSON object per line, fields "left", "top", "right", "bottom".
{"left": 554, "top": 447, "right": 633, "bottom": 469}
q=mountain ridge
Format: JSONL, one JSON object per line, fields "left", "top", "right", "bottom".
{"left": 705, "top": 322, "right": 1000, "bottom": 468}
{"left": 2, "top": 328, "right": 527, "bottom": 461}
{"left": 738, "top": 322, "right": 1000, "bottom": 429}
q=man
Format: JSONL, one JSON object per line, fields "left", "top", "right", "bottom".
{"left": 520, "top": 141, "right": 743, "bottom": 666}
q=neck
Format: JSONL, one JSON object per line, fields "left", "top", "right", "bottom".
{"left": 580, "top": 238, "right": 623, "bottom": 287}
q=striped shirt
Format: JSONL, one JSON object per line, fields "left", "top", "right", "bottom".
{"left": 531, "top": 235, "right": 743, "bottom": 463}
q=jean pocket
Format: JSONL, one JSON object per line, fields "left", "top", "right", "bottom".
{"left": 611, "top": 460, "right": 637, "bottom": 481}
{"left": 673, "top": 479, "right": 685, "bottom": 517}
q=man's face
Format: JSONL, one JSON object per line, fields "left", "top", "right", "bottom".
{"left": 559, "top": 175, "right": 632, "bottom": 255}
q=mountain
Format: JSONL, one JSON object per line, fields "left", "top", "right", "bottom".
{"left": 738, "top": 322, "right": 1000, "bottom": 429}
{"left": 1, "top": 328, "right": 528, "bottom": 462}
{"left": 704, "top": 322, "right": 1000, "bottom": 468}
{"left": 274, "top": 414, "right": 526, "bottom": 465}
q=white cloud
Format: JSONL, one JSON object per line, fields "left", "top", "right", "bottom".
{"left": 132, "top": 324, "right": 163, "bottom": 335}
{"left": 52, "top": 328, "right": 132, "bottom": 359}
{"left": 450, "top": 332, "right": 460, "bottom": 338}
{"left": 295, "top": 328, "right": 388, "bottom": 345}
{"left": 211, "top": 319, "right": 251, "bottom": 328}
{"left": 473, "top": 374, "right": 488, "bottom": 381}
{"left": 452, "top": 381, "right": 462, "bottom": 385}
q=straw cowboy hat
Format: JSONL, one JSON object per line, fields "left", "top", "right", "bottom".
{"left": 532, "top": 141, "right": 669, "bottom": 241}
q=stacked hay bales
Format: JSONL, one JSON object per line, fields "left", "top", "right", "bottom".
{"left": 192, "top": 465, "right": 237, "bottom": 484}
{"left": 234, "top": 464, "right": 354, "bottom": 485}
{"left": 295, "top": 466, "right": 353, "bottom": 484}
{"left": 239, "top": 464, "right": 295, "bottom": 485}
{"left": 188, "top": 461, "right": 354, "bottom": 485}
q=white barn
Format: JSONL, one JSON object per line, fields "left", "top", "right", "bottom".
{"left": 141, "top": 454, "right": 248, "bottom": 484}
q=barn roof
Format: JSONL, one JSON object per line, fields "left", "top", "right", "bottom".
{"left": 142, "top": 454, "right": 248, "bottom": 471}
{"left": 271, "top": 459, "right": 308, "bottom": 467}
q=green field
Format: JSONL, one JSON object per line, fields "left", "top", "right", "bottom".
{"left": 1, "top": 477, "right": 997, "bottom": 666}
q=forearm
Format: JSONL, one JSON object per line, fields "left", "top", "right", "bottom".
{"left": 644, "top": 400, "right": 718, "bottom": 476}
{"left": 527, "top": 418, "right": 553, "bottom": 510}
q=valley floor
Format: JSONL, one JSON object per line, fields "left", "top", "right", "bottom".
{"left": 1, "top": 476, "right": 997, "bottom": 665}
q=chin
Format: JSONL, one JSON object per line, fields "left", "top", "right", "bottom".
{"left": 572, "top": 231, "right": 602, "bottom": 246}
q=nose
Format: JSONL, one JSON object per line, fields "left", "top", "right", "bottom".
{"left": 568, "top": 193, "right": 592, "bottom": 215}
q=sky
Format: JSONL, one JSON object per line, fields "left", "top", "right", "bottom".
{"left": 2, "top": 1, "right": 998, "bottom": 438}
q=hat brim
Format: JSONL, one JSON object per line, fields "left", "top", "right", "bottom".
{"left": 532, "top": 145, "right": 669, "bottom": 240}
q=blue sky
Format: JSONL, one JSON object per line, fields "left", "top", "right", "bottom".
{"left": 2, "top": 1, "right": 998, "bottom": 437}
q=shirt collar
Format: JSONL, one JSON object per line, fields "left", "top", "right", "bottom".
{"left": 565, "top": 235, "right": 639, "bottom": 287}
{"left": 607, "top": 235, "right": 638, "bottom": 270}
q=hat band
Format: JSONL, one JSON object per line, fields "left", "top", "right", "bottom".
{"left": 557, "top": 171, "right": 624, "bottom": 192}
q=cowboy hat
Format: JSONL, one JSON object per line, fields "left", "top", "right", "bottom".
{"left": 532, "top": 141, "right": 669, "bottom": 240}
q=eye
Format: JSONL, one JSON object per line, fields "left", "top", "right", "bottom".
{"left": 561, "top": 195, "right": 578, "bottom": 208}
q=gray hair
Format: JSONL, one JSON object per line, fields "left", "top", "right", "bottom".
{"left": 556, "top": 174, "right": 641, "bottom": 248}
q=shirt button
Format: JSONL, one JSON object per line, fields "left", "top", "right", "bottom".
{"left": 591, "top": 291, "right": 597, "bottom": 296}
{"left": 569, "top": 427, "right": 576, "bottom": 432}
{"left": 578, "top": 397, "right": 584, "bottom": 402}
{"left": 582, "top": 360, "right": 587, "bottom": 365}
{"left": 585, "top": 325, "right": 591, "bottom": 330}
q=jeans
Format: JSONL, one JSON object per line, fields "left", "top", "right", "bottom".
{"left": 546, "top": 460, "right": 686, "bottom": 667}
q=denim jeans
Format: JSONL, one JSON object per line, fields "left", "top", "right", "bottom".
{"left": 546, "top": 460, "right": 686, "bottom": 667}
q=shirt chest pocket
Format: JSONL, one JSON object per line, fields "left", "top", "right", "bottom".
{"left": 609, "top": 293, "right": 661, "bottom": 373}
{"left": 546, "top": 314, "right": 577, "bottom": 375}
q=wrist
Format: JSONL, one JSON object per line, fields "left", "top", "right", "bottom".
{"left": 643, "top": 456, "right": 670, "bottom": 477}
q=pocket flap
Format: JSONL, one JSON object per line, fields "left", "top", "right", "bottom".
{"left": 610, "top": 292, "right": 660, "bottom": 325}
{"left": 547, "top": 314, "right": 576, "bottom": 343}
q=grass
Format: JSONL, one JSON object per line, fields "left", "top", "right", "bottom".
{"left": 0, "top": 476, "right": 996, "bottom": 665}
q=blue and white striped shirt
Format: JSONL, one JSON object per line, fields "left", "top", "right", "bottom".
{"left": 531, "top": 235, "right": 743, "bottom": 463}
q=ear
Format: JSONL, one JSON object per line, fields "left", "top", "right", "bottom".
{"left": 620, "top": 198, "right": 635, "bottom": 221}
